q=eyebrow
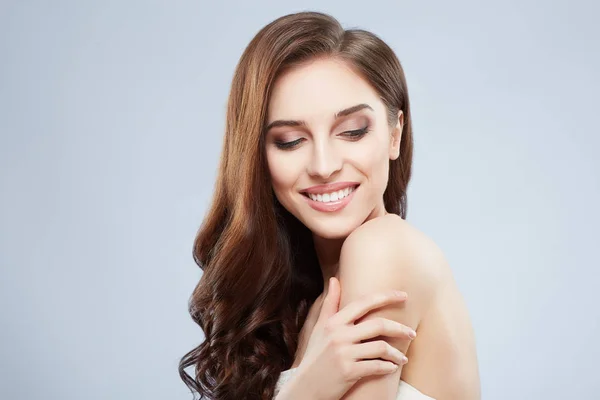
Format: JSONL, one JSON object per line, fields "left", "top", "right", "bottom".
{"left": 264, "top": 103, "right": 374, "bottom": 132}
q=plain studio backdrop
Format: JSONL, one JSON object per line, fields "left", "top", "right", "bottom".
{"left": 1, "top": 1, "right": 598, "bottom": 399}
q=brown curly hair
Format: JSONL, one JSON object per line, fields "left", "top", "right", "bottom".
{"left": 178, "top": 10, "right": 414, "bottom": 400}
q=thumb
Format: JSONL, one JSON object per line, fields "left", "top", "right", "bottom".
{"left": 319, "top": 277, "right": 341, "bottom": 320}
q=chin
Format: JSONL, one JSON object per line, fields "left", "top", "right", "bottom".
{"left": 303, "top": 217, "right": 359, "bottom": 240}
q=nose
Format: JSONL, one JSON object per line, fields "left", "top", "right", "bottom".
{"left": 306, "top": 139, "right": 342, "bottom": 180}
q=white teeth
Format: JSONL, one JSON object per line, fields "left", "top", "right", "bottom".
{"left": 307, "top": 186, "right": 356, "bottom": 203}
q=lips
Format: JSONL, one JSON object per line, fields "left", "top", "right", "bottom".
{"left": 301, "top": 184, "right": 359, "bottom": 198}
{"left": 301, "top": 184, "right": 359, "bottom": 212}
{"left": 301, "top": 181, "right": 360, "bottom": 195}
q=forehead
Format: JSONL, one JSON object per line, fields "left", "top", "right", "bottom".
{"left": 267, "top": 58, "right": 382, "bottom": 123}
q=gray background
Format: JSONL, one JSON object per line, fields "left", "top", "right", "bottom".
{"left": 1, "top": 0, "right": 598, "bottom": 399}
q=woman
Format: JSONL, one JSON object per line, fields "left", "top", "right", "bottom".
{"left": 179, "top": 11, "right": 480, "bottom": 400}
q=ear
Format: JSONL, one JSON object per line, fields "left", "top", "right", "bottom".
{"left": 389, "top": 110, "right": 404, "bottom": 161}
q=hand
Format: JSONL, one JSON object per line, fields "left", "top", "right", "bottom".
{"left": 293, "top": 277, "right": 416, "bottom": 400}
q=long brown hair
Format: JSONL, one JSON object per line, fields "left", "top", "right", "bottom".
{"left": 178, "top": 10, "right": 414, "bottom": 400}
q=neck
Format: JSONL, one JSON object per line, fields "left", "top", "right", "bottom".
{"left": 312, "top": 236, "right": 343, "bottom": 295}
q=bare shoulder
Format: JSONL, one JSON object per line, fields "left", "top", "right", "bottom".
{"left": 338, "top": 214, "right": 481, "bottom": 399}
{"left": 339, "top": 213, "right": 453, "bottom": 315}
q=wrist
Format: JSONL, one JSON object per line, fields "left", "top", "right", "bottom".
{"left": 276, "top": 366, "right": 322, "bottom": 400}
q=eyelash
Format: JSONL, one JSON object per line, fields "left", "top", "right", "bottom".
{"left": 274, "top": 125, "right": 370, "bottom": 150}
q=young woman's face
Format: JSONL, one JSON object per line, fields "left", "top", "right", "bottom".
{"left": 265, "top": 57, "right": 403, "bottom": 239}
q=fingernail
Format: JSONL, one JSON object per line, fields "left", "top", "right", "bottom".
{"left": 394, "top": 291, "right": 406, "bottom": 298}
{"left": 408, "top": 330, "right": 417, "bottom": 339}
{"left": 402, "top": 355, "right": 408, "bottom": 364}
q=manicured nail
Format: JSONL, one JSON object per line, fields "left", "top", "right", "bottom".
{"left": 408, "top": 330, "right": 417, "bottom": 339}
{"left": 394, "top": 291, "right": 406, "bottom": 298}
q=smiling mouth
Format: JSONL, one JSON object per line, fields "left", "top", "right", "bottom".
{"left": 301, "top": 184, "right": 360, "bottom": 200}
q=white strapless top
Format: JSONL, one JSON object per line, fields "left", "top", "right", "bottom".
{"left": 275, "top": 367, "right": 435, "bottom": 399}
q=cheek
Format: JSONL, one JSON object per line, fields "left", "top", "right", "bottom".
{"left": 351, "top": 141, "right": 390, "bottom": 191}
{"left": 352, "top": 137, "right": 388, "bottom": 172}
{"left": 267, "top": 150, "right": 301, "bottom": 193}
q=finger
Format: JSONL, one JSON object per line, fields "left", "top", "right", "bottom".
{"left": 351, "top": 340, "right": 408, "bottom": 366}
{"left": 329, "top": 290, "right": 407, "bottom": 326}
{"left": 350, "top": 360, "right": 400, "bottom": 380}
{"left": 347, "top": 318, "right": 417, "bottom": 342}
{"left": 318, "top": 277, "right": 341, "bottom": 322}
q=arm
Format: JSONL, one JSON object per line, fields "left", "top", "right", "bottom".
{"left": 335, "top": 215, "right": 438, "bottom": 399}
{"left": 336, "top": 215, "right": 479, "bottom": 399}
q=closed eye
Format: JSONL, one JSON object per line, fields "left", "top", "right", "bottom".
{"left": 342, "top": 126, "right": 370, "bottom": 139}
{"left": 274, "top": 125, "right": 370, "bottom": 150}
{"left": 274, "top": 138, "right": 304, "bottom": 150}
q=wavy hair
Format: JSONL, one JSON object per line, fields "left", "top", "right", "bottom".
{"left": 178, "top": 10, "right": 414, "bottom": 400}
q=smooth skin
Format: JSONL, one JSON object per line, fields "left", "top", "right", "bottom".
{"left": 278, "top": 216, "right": 480, "bottom": 400}
{"left": 276, "top": 282, "right": 413, "bottom": 400}
{"left": 339, "top": 215, "right": 479, "bottom": 399}
{"left": 266, "top": 57, "right": 480, "bottom": 399}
